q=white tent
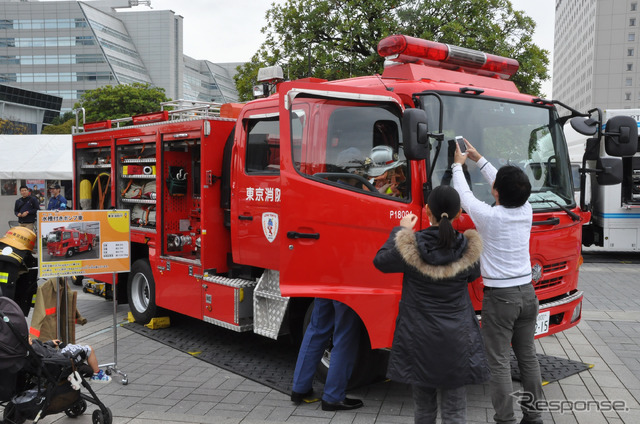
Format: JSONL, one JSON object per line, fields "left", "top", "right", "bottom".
{"left": 0, "top": 134, "right": 72, "bottom": 179}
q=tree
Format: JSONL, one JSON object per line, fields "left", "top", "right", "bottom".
{"left": 42, "top": 111, "right": 76, "bottom": 134}
{"left": 234, "top": 0, "right": 549, "bottom": 100}
{"left": 395, "top": 0, "right": 549, "bottom": 96}
{"left": 73, "top": 83, "right": 170, "bottom": 123}
{"left": 234, "top": 56, "right": 265, "bottom": 102}
{"left": 0, "top": 118, "right": 29, "bottom": 134}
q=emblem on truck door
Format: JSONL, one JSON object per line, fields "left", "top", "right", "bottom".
{"left": 262, "top": 212, "right": 279, "bottom": 243}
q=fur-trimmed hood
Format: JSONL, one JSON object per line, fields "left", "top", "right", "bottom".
{"left": 394, "top": 227, "right": 482, "bottom": 280}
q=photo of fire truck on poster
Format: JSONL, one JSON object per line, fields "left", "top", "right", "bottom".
{"left": 37, "top": 210, "right": 131, "bottom": 278}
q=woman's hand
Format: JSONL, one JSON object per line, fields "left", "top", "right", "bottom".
{"left": 400, "top": 213, "right": 418, "bottom": 229}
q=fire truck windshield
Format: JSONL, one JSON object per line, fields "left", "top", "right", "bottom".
{"left": 421, "top": 94, "right": 574, "bottom": 210}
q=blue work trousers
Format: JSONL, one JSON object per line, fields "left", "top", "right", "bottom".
{"left": 292, "top": 299, "right": 360, "bottom": 403}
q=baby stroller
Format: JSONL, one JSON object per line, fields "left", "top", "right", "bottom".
{"left": 0, "top": 297, "right": 112, "bottom": 424}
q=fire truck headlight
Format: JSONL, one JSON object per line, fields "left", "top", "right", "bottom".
{"left": 570, "top": 301, "right": 582, "bottom": 323}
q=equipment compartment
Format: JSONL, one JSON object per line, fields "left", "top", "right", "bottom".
{"left": 117, "top": 137, "right": 157, "bottom": 229}
{"left": 76, "top": 140, "right": 113, "bottom": 210}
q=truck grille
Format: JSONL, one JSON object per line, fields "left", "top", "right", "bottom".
{"left": 533, "top": 261, "right": 567, "bottom": 290}
{"left": 534, "top": 276, "right": 562, "bottom": 290}
{"left": 544, "top": 261, "right": 566, "bottom": 273}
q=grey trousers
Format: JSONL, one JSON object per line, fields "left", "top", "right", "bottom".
{"left": 482, "top": 283, "right": 544, "bottom": 424}
{"left": 412, "top": 385, "right": 466, "bottom": 424}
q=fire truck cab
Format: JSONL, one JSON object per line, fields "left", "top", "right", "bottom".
{"left": 72, "top": 34, "right": 636, "bottom": 382}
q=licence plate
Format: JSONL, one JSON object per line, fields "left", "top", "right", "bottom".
{"left": 535, "top": 311, "right": 550, "bottom": 336}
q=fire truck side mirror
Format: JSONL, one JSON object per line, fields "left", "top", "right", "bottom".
{"left": 584, "top": 137, "right": 600, "bottom": 161}
{"left": 402, "top": 108, "right": 430, "bottom": 160}
{"left": 570, "top": 163, "right": 581, "bottom": 192}
{"left": 604, "top": 115, "right": 638, "bottom": 157}
{"left": 570, "top": 116, "right": 598, "bottom": 136}
{"left": 595, "top": 157, "right": 623, "bottom": 186}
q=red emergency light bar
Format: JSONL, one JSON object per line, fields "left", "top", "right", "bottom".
{"left": 132, "top": 110, "right": 169, "bottom": 125}
{"left": 83, "top": 120, "right": 111, "bottom": 131}
{"left": 377, "top": 35, "right": 519, "bottom": 80}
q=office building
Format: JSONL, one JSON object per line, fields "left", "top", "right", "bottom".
{"left": 554, "top": 0, "right": 640, "bottom": 110}
{"left": 0, "top": 0, "right": 240, "bottom": 113}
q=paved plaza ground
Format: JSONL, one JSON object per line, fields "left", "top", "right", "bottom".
{"left": 3, "top": 258, "right": 640, "bottom": 423}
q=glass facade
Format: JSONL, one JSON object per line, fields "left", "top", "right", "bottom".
{"left": 0, "top": 0, "right": 240, "bottom": 115}
{"left": 182, "top": 58, "right": 239, "bottom": 104}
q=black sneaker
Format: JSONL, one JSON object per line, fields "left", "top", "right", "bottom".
{"left": 321, "top": 397, "right": 364, "bottom": 411}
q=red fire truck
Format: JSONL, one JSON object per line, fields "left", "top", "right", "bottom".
{"left": 73, "top": 35, "right": 635, "bottom": 379}
{"left": 46, "top": 226, "right": 97, "bottom": 258}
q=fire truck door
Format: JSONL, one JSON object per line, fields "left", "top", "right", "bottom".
{"left": 278, "top": 83, "right": 419, "bottom": 330}
{"left": 231, "top": 111, "right": 281, "bottom": 270}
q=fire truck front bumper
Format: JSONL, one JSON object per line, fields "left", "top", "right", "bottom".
{"left": 536, "top": 290, "right": 583, "bottom": 338}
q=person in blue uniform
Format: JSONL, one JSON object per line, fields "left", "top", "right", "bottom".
{"left": 47, "top": 183, "right": 67, "bottom": 210}
{"left": 290, "top": 299, "right": 364, "bottom": 411}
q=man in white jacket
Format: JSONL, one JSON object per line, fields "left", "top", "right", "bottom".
{"left": 451, "top": 139, "right": 543, "bottom": 424}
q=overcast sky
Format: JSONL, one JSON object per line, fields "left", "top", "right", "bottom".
{"left": 144, "top": 0, "right": 555, "bottom": 96}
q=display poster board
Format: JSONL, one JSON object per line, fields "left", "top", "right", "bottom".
{"left": 1, "top": 179, "right": 17, "bottom": 196}
{"left": 38, "top": 210, "right": 130, "bottom": 278}
{"left": 26, "top": 179, "right": 46, "bottom": 205}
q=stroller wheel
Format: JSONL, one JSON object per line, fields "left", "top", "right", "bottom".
{"left": 92, "top": 407, "right": 112, "bottom": 424}
{"left": 65, "top": 399, "right": 87, "bottom": 418}
{"left": 2, "top": 401, "right": 26, "bottom": 424}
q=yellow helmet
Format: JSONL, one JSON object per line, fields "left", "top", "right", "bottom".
{"left": 0, "top": 226, "right": 36, "bottom": 251}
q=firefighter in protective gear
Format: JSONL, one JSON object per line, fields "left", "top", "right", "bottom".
{"left": 0, "top": 226, "right": 37, "bottom": 251}
{"left": 30, "top": 278, "right": 87, "bottom": 343}
{"left": 0, "top": 227, "right": 38, "bottom": 316}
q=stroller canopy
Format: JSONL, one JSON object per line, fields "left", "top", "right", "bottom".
{"left": 0, "top": 296, "right": 29, "bottom": 371}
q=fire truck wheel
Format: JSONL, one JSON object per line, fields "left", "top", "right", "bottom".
{"left": 88, "top": 243, "right": 93, "bottom": 252}
{"left": 66, "top": 248, "right": 75, "bottom": 258}
{"left": 302, "top": 301, "right": 388, "bottom": 390}
{"left": 127, "top": 259, "right": 157, "bottom": 324}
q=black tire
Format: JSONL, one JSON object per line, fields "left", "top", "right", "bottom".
{"left": 3, "top": 401, "right": 26, "bottom": 424}
{"left": 127, "top": 259, "right": 157, "bottom": 324}
{"left": 87, "top": 243, "right": 93, "bottom": 252}
{"left": 301, "top": 301, "right": 389, "bottom": 390}
{"left": 65, "top": 399, "right": 87, "bottom": 418}
{"left": 66, "top": 248, "right": 75, "bottom": 258}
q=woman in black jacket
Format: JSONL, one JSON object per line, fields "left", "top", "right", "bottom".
{"left": 374, "top": 185, "right": 489, "bottom": 424}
